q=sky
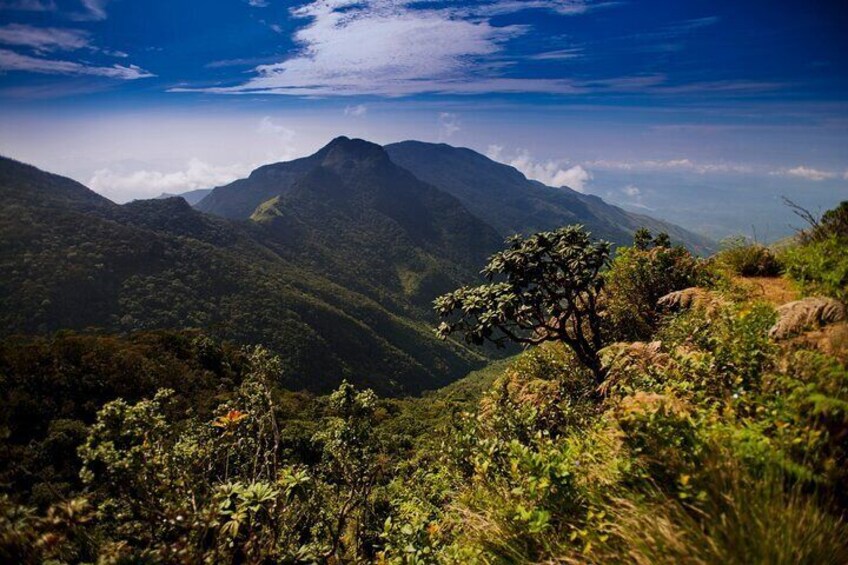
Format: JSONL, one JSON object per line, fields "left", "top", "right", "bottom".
{"left": 0, "top": 0, "right": 846, "bottom": 239}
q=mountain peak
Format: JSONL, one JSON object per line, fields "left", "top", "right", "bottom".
{"left": 322, "top": 136, "right": 386, "bottom": 162}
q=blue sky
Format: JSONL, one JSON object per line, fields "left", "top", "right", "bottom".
{"left": 0, "top": 0, "right": 846, "bottom": 238}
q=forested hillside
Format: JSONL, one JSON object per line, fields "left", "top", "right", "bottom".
{"left": 2, "top": 202, "right": 845, "bottom": 563}
{"left": 0, "top": 156, "right": 487, "bottom": 395}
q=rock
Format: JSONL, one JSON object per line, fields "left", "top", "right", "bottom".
{"left": 657, "top": 287, "right": 708, "bottom": 311}
{"left": 769, "top": 297, "right": 847, "bottom": 340}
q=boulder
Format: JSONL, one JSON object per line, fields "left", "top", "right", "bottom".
{"left": 768, "top": 297, "right": 847, "bottom": 340}
{"left": 657, "top": 287, "right": 708, "bottom": 311}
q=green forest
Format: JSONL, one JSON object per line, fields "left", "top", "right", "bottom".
{"left": 2, "top": 201, "right": 846, "bottom": 564}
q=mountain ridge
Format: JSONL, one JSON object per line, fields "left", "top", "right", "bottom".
{"left": 195, "top": 137, "right": 713, "bottom": 253}
{"left": 0, "top": 152, "right": 489, "bottom": 395}
{"left": 384, "top": 140, "right": 715, "bottom": 253}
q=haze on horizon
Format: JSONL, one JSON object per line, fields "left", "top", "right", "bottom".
{"left": 0, "top": 0, "right": 846, "bottom": 240}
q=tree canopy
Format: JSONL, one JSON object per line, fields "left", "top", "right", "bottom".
{"left": 435, "top": 225, "right": 611, "bottom": 383}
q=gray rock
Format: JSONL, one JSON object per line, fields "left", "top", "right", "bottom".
{"left": 769, "top": 297, "right": 847, "bottom": 340}
{"left": 657, "top": 287, "right": 707, "bottom": 311}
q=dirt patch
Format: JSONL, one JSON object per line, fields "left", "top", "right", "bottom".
{"left": 734, "top": 276, "right": 799, "bottom": 307}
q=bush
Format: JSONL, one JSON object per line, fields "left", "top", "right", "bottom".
{"left": 717, "top": 236, "right": 783, "bottom": 277}
{"left": 782, "top": 235, "right": 848, "bottom": 303}
{"left": 605, "top": 244, "right": 708, "bottom": 342}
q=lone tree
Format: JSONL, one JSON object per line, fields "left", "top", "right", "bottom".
{"left": 434, "top": 225, "right": 611, "bottom": 384}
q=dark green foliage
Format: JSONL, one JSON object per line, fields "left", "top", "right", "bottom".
{"left": 0, "top": 330, "right": 249, "bottom": 505}
{"left": 2, "top": 244, "right": 848, "bottom": 562}
{"left": 817, "top": 201, "right": 848, "bottom": 239}
{"left": 1, "top": 162, "right": 845, "bottom": 562}
{"left": 632, "top": 227, "right": 653, "bottom": 250}
{"left": 249, "top": 137, "right": 503, "bottom": 311}
{"left": 605, "top": 239, "right": 708, "bottom": 341}
{"left": 793, "top": 199, "right": 848, "bottom": 244}
{"left": 0, "top": 154, "right": 488, "bottom": 395}
{"left": 717, "top": 235, "right": 783, "bottom": 277}
{"left": 781, "top": 202, "right": 848, "bottom": 303}
{"left": 435, "top": 226, "right": 611, "bottom": 383}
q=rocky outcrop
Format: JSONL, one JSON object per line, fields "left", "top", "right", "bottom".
{"left": 768, "top": 297, "right": 847, "bottom": 340}
{"left": 657, "top": 287, "right": 725, "bottom": 313}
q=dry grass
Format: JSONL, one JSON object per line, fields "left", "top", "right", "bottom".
{"left": 734, "top": 276, "right": 799, "bottom": 307}
{"left": 788, "top": 321, "right": 848, "bottom": 365}
{"left": 554, "top": 464, "right": 848, "bottom": 565}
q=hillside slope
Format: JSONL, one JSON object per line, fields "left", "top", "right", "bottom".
{"left": 0, "top": 156, "right": 486, "bottom": 395}
{"left": 248, "top": 137, "right": 503, "bottom": 311}
{"left": 385, "top": 140, "right": 715, "bottom": 253}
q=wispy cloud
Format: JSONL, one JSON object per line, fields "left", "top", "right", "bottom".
{"left": 0, "top": 24, "right": 91, "bottom": 52}
{"left": 0, "top": 0, "right": 55, "bottom": 11}
{"left": 470, "top": 1, "right": 615, "bottom": 16}
{"left": 777, "top": 165, "right": 838, "bottom": 182}
{"left": 71, "top": 0, "right": 108, "bottom": 21}
{"left": 438, "top": 112, "right": 461, "bottom": 138}
{"left": 344, "top": 104, "right": 367, "bottom": 117}
{"left": 257, "top": 116, "right": 295, "bottom": 141}
{"left": 529, "top": 47, "right": 583, "bottom": 60}
{"left": 0, "top": 48, "right": 153, "bottom": 79}
{"left": 586, "top": 157, "right": 754, "bottom": 175}
{"left": 618, "top": 184, "right": 653, "bottom": 209}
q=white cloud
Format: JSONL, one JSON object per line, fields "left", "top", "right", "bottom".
{"left": 487, "top": 145, "right": 592, "bottom": 191}
{"left": 72, "top": 0, "right": 108, "bottom": 21}
{"left": 344, "top": 104, "right": 367, "bottom": 117}
{"left": 0, "top": 24, "right": 90, "bottom": 52}
{"left": 179, "top": 0, "right": 609, "bottom": 97}
{"left": 586, "top": 158, "right": 754, "bottom": 175}
{"left": 529, "top": 48, "right": 583, "bottom": 60}
{"left": 618, "top": 184, "right": 652, "bottom": 208}
{"left": 781, "top": 165, "right": 837, "bottom": 182}
{"left": 258, "top": 116, "right": 295, "bottom": 141}
{"left": 88, "top": 159, "right": 253, "bottom": 201}
{"left": 0, "top": 0, "right": 55, "bottom": 10}
{"left": 622, "top": 184, "right": 641, "bottom": 197}
{"left": 247, "top": 0, "right": 268, "bottom": 6}
{"left": 0, "top": 48, "right": 153, "bottom": 79}
{"left": 438, "top": 112, "right": 461, "bottom": 138}
{"left": 470, "top": 1, "right": 606, "bottom": 16}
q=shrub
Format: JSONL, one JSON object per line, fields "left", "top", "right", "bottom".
{"left": 435, "top": 225, "right": 612, "bottom": 383}
{"left": 604, "top": 244, "right": 708, "bottom": 342}
{"left": 717, "top": 236, "right": 783, "bottom": 277}
{"left": 782, "top": 235, "right": 848, "bottom": 303}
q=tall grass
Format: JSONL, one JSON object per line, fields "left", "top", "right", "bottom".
{"left": 558, "top": 463, "right": 848, "bottom": 565}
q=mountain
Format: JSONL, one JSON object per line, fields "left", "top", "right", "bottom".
{"left": 245, "top": 137, "right": 502, "bottom": 310}
{"left": 384, "top": 141, "right": 715, "bottom": 253}
{"left": 195, "top": 149, "right": 328, "bottom": 219}
{"left": 155, "top": 188, "right": 212, "bottom": 205}
{"left": 0, "top": 155, "right": 488, "bottom": 395}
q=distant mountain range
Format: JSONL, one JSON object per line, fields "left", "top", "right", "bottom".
{"left": 196, "top": 137, "right": 714, "bottom": 253}
{"left": 0, "top": 137, "right": 713, "bottom": 394}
